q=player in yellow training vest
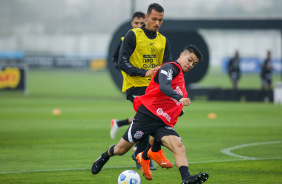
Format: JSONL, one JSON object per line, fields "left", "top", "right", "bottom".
{"left": 121, "top": 28, "right": 166, "bottom": 92}
{"left": 110, "top": 11, "right": 157, "bottom": 170}
{"left": 117, "top": 3, "right": 173, "bottom": 178}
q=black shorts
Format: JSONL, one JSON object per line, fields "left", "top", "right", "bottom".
{"left": 229, "top": 71, "right": 240, "bottom": 81}
{"left": 122, "top": 111, "right": 180, "bottom": 143}
{"left": 126, "top": 87, "right": 147, "bottom": 103}
{"left": 261, "top": 73, "right": 272, "bottom": 85}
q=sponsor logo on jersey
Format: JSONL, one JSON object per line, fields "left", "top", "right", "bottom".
{"left": 157, "top": 108, "right": 163, "bottom": 115}
{"left": 156, "top": 108, "right": 171, "bottom": 122}
{"left": 143, "top": 55, "right": 158, "bottom": 69}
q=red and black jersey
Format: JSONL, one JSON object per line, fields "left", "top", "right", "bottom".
{"left": 133, "top": 62, "right": 187, "bottom": 127}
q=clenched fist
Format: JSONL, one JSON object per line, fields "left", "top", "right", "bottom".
{"left": 179, "top": 98, "right": 191, "bottom": 106}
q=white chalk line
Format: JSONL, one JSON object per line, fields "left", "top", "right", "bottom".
{"left": 220, "top": 140, "right": 282, "bottom": 159}
{"left": 0, "top": 157, "right": 281, "bottom": 174}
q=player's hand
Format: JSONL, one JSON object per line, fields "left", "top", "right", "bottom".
{"left": 179, "top": 98, "right": 191, "bottom": 106}
{"left": 145, "top": 66, "right": 161, "bottom": 77}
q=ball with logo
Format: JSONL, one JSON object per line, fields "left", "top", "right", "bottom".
{"left": 118, "top": 170, "right": 141, "bottom": 184}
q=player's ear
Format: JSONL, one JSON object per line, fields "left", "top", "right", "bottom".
{"left": 145, "top": 14, "right": 148, "bottom": 21}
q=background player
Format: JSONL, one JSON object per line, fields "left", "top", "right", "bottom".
{"left": 260, "top": 50, "right": 273, "bottom": 90}
{"left": 227, "top": 50, "right": 241, "bottom": 89}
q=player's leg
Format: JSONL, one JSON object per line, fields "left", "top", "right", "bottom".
{"left": 148, "top": 137, "right": 157, "bottom": 169}
{"left": 93, "top": 116, "right": 143, "bottom": 175}
{"left": 160, "top": 135, "right": 209, "bottom": 184}
{"left": 135, "top": 124, "right": 173, "bottom": 179}
{"left": 132, "top": 136, "right": 158, "bottom": 170}
{"left": 144, "top": 137, "right": 173, "bottom": 168}
{"left": 231, "top": 73, "right": 238, "bottom": 89}
{"left": 130, "top": 112, "right": 160, "bottom": 180}
{"left": 134, "top": 137, "right": 157, "bottom": 170}
{"left": 127, "top": 88, "right": 157, "bottom": 170}
{"left": 131, "top": 142, "right": 142, "bottom": 169}
{"left": 262, "top": 77, "right": 267, "bottom": 90}
{"left": 261, "top": 73, "right": 265, "bottom": 90}
{"left": 110, "top": 117, "right": 134, "bottom": 139}
{"left": 161, "top": 135, "right": 187, "bottom": 168}
{"left": 267, "top": 75, "right": 272, "bottom": 89}
{"left": 91, "top": 138, "right": 134, "bottom": 175}
{"left": 137, "top": 126, "right": 176, "bottom": 179}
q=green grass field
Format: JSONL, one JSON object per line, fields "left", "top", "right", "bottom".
{"left": 0, "top": 69, "right": 282, "bottom": 184}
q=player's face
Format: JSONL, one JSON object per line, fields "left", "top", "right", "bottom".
{"left": 145, "top": 9, "right": 164, "bottom": 32}
{"left": 178, "top": 51, "right": 199, "bottom": 73}
{"left": 131, "top": 17, "right": 145, "bottom": 28}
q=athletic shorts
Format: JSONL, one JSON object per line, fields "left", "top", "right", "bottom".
{"left": 122, "top": 111, "right": 180, "bottom": 143}
{"left": 126, "top": 87, "right": 147, "bottom": 103}
{"left": 261, "top": 73, "right": 272, "bottom": 85}
{"left": 229, "top": 72, "right": 240, "bottom": 81}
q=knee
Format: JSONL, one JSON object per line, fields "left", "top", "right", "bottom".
{"left": 114, "top": 147, "right": 127, "bottom": 155}
{"left": 174, "top": 142, "right": 186, "bottom": 153}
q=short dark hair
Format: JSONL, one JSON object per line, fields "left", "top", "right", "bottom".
{"left": 185, "top": 44, "right": 203, "bottom": 61}
{"left": 132, "top": 11, "right": 145, "bottom": 21}
{"left": 147, "top": 3, "right": 164, "bottom": 15}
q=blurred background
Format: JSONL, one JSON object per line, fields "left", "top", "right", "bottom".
{"left": 0, "top": 0, "right": 282, "bottom": 100}
{"left": 1, "top": 2, "right": 282, "bottom": 183}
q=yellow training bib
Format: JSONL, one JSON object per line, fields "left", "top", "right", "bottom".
{"left": 121, "top": 28, "right": 166, "bottom": 92}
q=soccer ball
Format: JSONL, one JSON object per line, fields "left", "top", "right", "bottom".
{"left": 118, "top": 170, "right": 141, "bottom": 184}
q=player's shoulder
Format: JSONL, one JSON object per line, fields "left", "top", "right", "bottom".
{"left": 162, "top": 62, "right": 178, "bottom": 70}
{"left": 159, "top": 62, "right": 181, "bottom": 78}
{"left": 131, "top": 28, "right": 143, "bottom": 34}
{"left": 123, "top": 29, "right": 137, "bottom": 42}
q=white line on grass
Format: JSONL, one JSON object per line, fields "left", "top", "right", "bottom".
{"left": 220, "top": 140, "right": 282, "bottom": 159}
{"left": 0, "top": 157, "right": 281, "bottom": 174}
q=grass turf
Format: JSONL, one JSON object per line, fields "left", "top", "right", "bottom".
{"left": 0, "top": 69, "right": 282, "bottom": 183}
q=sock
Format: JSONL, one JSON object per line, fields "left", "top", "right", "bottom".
{"left": 102, "top": 151, "right": 110, "bottom": 159}
{"left": 135, "top": 136, "right": 149, "bottom": 156}
{"left": 117, "top": 119, "right": 130, "bottom": 127}
{"left": 108, "top": 145, "right": 115, "bottom": 156}
{"left": 142, "top": 144, "right": 151, "bottom": 160}
{"left": 135, "top": 142, "right": 142, "bottom": 156}
{"left": 151, "top": 139, "right": 161, "bottom": 152}
{"left": 179, "top": 166, "right": 191, "bottom": 180}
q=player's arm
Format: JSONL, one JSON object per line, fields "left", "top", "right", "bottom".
{"left": 228, "top": 58, "right": 234, "bottom": 73}
{"left": 158, "top": 63, "right": 188, "bottom": 111}
{"left": 112, "top": 39, "right": 122, "bottom": 69}
{"left": 158, "top": 63, "right": 182, "bottom": 100}
{"left": 118, "top": 31, "right": 147, "bottom": 77}
{"left": 159, "top": 63, "right": 191, "bottom": 106}
{"left": 162, "top": 38, "right": 173, "bottom": 64}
